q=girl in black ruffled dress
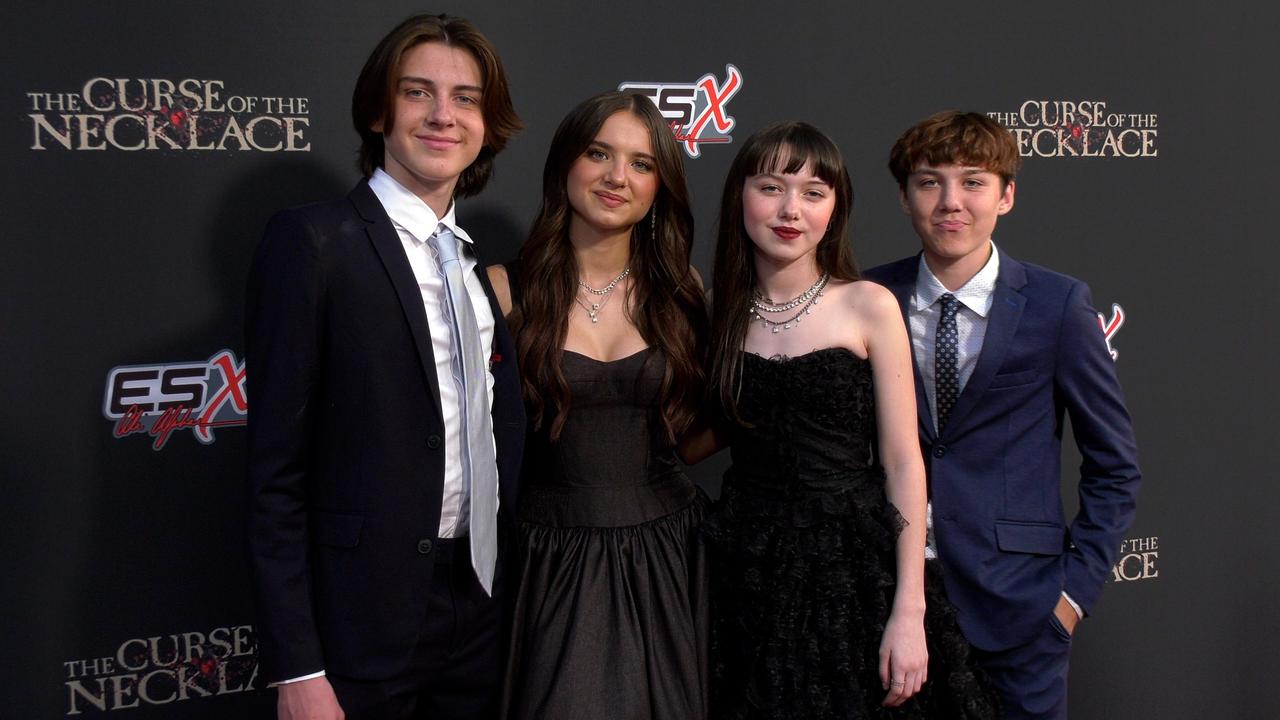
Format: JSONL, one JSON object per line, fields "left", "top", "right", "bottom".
{"left": 699, "top": 122, "right": 1000, "bottom": 719}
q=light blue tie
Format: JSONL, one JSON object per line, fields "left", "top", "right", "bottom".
{"left": 429, "top": 225, "right": 498, "bottom": 595}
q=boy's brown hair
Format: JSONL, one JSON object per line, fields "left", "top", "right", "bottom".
{"left": 351, "top": 14, "right": 522, "bottom": 197}
{"left": 888, "top": 110, "right": 1021, "bottom": 190}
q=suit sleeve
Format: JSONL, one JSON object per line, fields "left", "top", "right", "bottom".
{"left": 1055, "top": 280, "right": 1141, "bottom": 614}
{"left": 244, "top": 208, "right": 327, "bottom": 682}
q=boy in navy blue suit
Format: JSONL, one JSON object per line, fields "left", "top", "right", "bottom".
{"left": 863, "top": 111, "right": 1141, "bottom": 719}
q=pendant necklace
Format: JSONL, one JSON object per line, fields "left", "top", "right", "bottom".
{"left": 575, "top": 267, "right": 630, "bottom": 324}
{"left": 750, "top": 272, "right": 830, "bottom": 333}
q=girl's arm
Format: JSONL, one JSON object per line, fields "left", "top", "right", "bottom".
{"left": 858, "top": 281, "right": 929, "bottom": 707}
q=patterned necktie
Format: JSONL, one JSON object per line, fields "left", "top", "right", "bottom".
{"left": 935, "top": 293, "right": 961, "bottom": 432}
{"left": 429, "top": 225, "right": 498, "bottom": 595}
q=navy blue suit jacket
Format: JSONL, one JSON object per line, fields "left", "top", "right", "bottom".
{"left": 244, "top": 180, "right": 525, "bottom": 682}
{"left": 863, "top": 249, "right": 1140, "bottom": 651}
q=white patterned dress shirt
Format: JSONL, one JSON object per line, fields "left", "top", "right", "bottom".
{"left": 909, "top": 243, "right": 1000, "bottom": 435}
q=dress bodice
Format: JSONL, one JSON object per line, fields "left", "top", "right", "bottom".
{"left": 519, "top": 348, "right": 691, "bottom": 527}
{"left": 525, "top": 348, "right": 678, "bottom": 486}
{"left": 730, "top": 347, "right": 879, "bottom": 489}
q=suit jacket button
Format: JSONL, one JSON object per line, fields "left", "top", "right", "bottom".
{"left": 426, "top": 435, "right": 441, "bottom": 449}
{"left": 417, "top": 539, "right": 433, "bottom": 555}
{"left": 933, "top": 445, "right": 947, "bottom": 458}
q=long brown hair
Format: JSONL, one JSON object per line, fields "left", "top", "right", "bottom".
{"left": 708, "top": 121, "right": 859, "bottom": 423}
{"left": 351, "top": 13, "right": 522, "bottom": 197}
{"left": 512, "top": 91, "right": 707, "bottom": 442}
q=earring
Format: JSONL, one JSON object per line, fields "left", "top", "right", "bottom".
{"left": 649, "top": 205, "right": 657, "bottom": 244}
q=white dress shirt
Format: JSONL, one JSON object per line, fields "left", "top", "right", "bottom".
{"left": 368, "top": 168, "right": 497, "bottom": 538}
{"left": 909, "top": 243, "right": 1000, "bottom": 435}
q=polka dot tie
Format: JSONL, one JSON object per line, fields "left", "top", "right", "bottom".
{"left": 935, "top": 293, "right": 961, "bottom": 431}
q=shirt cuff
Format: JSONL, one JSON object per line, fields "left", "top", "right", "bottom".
{"left": 923, "top": 501, "right": 937, "bottom": 559}
{"left": 269, "top": 670, "right": 326, "bottom": 688}
{"left": 1061, "top": 591, "right": 1084, "bottom": 620}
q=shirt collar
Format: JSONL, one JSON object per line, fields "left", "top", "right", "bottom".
{"left": 913, "top": 241, "right": 1001, "bottom": 317}
{"left": 367, "top": 168, "right": 473, "bottom": 246}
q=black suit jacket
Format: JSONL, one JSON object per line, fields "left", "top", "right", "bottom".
{"left": 245, "top": 180, "right": 525, "bottom": 682}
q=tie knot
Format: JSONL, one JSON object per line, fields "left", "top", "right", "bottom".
{"left": 939, "top": 293, "right": 959, "bottom": 317}
{"left": 432, "top": 224, "right": 459, "bottom": 266}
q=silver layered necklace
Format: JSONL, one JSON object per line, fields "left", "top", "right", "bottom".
{"left": 574, "top": 266, "right": 630, "bottom": 324}
{"left": 750, "top": 273, "right": 829, "bottom": 333}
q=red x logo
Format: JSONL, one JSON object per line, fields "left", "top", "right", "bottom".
{"left": 1095, "top": 303, "right": 1125, "bottom": 360}
{"left": 196, "top": 350, "right": 247, "bottom": 442}
{"left": 682, "top": 65, "right": 742, "bottom": 158}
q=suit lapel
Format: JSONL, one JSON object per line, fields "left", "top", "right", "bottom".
{"left": 940, "top": 249, "right": 1028, "bottom": 435}
{"left": 878, "top": 256, "right": 937, "bottom": 443}
{"left": 349, "top": 180, "right": 445, "bottom": 417}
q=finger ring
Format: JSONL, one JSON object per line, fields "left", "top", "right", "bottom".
{"left": 890, "top": 680, "right": 905, "bottom": 687}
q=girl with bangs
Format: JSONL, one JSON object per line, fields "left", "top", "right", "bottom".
{"left": 700, "top": 122, "right": 999, "bottom": 718}
{"left": 489, "top": 91, "right": 709, "bottom": 719}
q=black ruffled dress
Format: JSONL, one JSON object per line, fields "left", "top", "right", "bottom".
{"left": 705, "top": 348, "right": 1000, "bottom": 719}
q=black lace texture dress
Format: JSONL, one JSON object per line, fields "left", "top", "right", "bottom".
{"left": 705, "top": 348, "right": 999, "bottom": 719}
{"left": 502, "top": 349, "right": 709, "bottom": 720}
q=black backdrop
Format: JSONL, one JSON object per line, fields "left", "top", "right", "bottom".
{"left": 3, "top": 2, "right": 1277, "bottom": 717}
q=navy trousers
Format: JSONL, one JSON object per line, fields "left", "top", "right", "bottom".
{"left": 971, "top": 614, "right": 1073, "bottom": 719}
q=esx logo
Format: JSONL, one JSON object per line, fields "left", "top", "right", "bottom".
{"left": 103, "top": 349, "right": 247, "bottom": 450}
{"left": 620, "top": 65, "right": 742, "bottom": 158}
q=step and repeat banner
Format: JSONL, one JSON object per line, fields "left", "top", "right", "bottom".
{"left": 3, "top": 2, "right": 1274, "bottom": 718}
